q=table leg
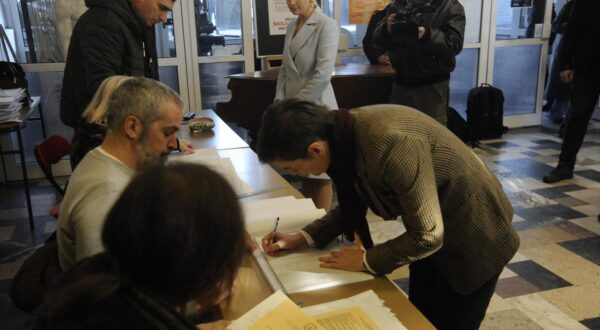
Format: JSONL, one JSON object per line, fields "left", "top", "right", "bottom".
{"left": 16, "top": 129, "right": 34, "bottom": 230}
{"left": 38, "top": 102, "right": 46, "bottom": 139}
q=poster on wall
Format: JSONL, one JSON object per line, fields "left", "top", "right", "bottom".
{"left": 349, "top": 0, "right": 389, "bottom": 24}
{"left": 268, "top": 0, "right": 295, "bottom": 35}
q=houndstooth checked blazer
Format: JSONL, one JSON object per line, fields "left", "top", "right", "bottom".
{"left": 303, "top": 104, "right": 520, "bottom": 294}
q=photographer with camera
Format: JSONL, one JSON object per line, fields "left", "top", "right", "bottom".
{"left": 373, "top": 0, "right": 464, "bottom": 125}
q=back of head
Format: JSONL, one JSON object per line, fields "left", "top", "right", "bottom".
{"left": 82, "top": 76, "right": 133, "bottom": 126}
{"left": 257, "top": 98, "right": 333, "bottom": 162}
{"left": 102, "top": 162, "right": 246, "bottom": 305}
{"left": 105, "top": 77, "right": 183, "bottom": 132}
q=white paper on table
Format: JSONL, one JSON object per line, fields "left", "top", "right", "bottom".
{"left": 256, "top": 239, "right": 374, "bottom": 294}
{"left": 169, "top": 148, "right": 253, "bottom": 196}
{"left": 242, "top": 196, "right": 326, "bottom": 237}
{"left": 303, "top": 290, "right": 407, "bottom": 329}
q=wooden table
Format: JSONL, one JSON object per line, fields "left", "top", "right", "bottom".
{"left": 178, "top": 112, "right": 434, "bottom": 329}
{"left": 179, "top": 109, "right": 248, "bottom": 150}
{"left": 215, "top": 63, "right": 395, "bottom": 144}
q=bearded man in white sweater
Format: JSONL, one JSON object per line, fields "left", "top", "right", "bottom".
{"left": 57, "top": 77, "right": 183, "bottom": 270}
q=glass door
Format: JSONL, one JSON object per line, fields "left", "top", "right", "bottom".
{"left": 486, "top": 0, "right": 553, "bottom": 127}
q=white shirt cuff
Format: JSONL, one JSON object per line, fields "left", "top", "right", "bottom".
{"left": 299, "top": 230, "right": 317, "bottom": 248}
{"left": 362, "top": 252, "right": 376, "bottom": 274}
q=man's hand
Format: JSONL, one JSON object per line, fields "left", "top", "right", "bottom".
{"left": 318, "top": 233, "right": 366, "bottom": 272}
{"left": 560, "top": 69, "right": 574, "bottom": 83}
{"left": 418, "top": 26, "right": 425, "bottom": 39}
{"left": 244, "top": 231, "right": 257, "bottom": 252}
{"left": 377, "top": 53, "right": 391, "bottom": 65}
{"left": 178, "top": 139, "right": 194, "bottom": 154}
{"left": 262, "top": 231, "right": 308, "bottom": 256}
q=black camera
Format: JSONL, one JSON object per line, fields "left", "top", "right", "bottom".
{"left": 388, "top": 0, "right": 435, "bottom": 43}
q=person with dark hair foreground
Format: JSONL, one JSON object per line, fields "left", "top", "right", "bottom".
{"left": 35, "top": 163, "right": 246, "bottom": 329}
{"left": 257, "top": 99, "right": 519, "bottom": 329}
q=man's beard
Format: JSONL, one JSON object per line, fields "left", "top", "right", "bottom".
{"left": 136, "top": 138, "right": 169, "bottom": 166}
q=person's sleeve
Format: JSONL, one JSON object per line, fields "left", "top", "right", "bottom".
{"left": 275, "top": 49, "right": 287, "bottom": 101}
{"left": 551, "top": 1, "right": 573, "bottom": 34}
{"left": 296, "top": 18, "right": 339, "bottom": 101}
{"left": 301, "top": 206, "right": 344, "bottom": 249}
{"left": 372, "top": 12, "right": 392, "bottom": 52}
{"left": 363, "top": 10, "right": 386, "bottom": 64}
{"left": 556, "top": 0, "right": 582, "bottom": 70}
{"left": 79, "top": 19, "right": 126, "bottom": 101}
{"left": 364, "top": 137, "right": 444, "bottom": 275}
{"left": 421, "top": 2, "right": 465, "bottom": 58}
{"left": 71, "top": 188, "right": 122, "bottom": 261}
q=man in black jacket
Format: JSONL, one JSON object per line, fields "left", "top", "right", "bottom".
{"left": 543, "top": 0, "right": 600, "bottom": 183}
{"left": 60, "top": 0, "right": 175, "bottom": 168}
{"left": 373, "top": 0, "right": 464, "bottom": 125}
{"left": 362, "top": 5, "right": 390, "bottom": 65}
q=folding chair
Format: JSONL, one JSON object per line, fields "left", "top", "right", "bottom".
{"left": 33, "top": 135, "right": 71, "bottom": 217}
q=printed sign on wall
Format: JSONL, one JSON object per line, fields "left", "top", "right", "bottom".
{"left": 349, "top": 0, "right": 389, "bottom": 24}
{"left": 268, "top": 0, "right": 295, "bottom": 35}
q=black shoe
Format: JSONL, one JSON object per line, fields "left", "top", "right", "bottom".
{"left": 543, "top": 166, "right": 573, "bottom": 183}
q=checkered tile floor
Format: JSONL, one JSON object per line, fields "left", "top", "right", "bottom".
{"left": 1, "top": 120, "right": 599, "bottom": 329}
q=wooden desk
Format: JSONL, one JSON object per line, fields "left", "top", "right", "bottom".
{"left": 0, "top": 97, "right": 43, "bottom": 230}
{"left": 182, "top": 113, "right": 433, "bottom": 329}
{"left": 180, "top": 110, "right": 248, "bottom": 150}
{"left": 216, "top": 63, "right": 395, "bottom": 143}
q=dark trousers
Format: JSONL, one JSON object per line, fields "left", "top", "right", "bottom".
{"left": 409, "top": 257, "right": 499, "bottom": 330}
{"left": 558, "top": 72, "right": 600, "bottom": 169}
{"left": 389, "top": 80, "right": 449, "bottom": 125}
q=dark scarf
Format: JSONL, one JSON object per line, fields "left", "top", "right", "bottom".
{"left": 326, "top": 110, "right": 374, "bottom": 249}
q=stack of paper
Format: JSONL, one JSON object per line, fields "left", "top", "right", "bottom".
{"left": 227, "top": 290, "right": 406, "bottom": 330}
{"left": 242, "top": 196, "right": 326, "bottom": 237}
{"left": 0, "top": 88, "right": 26, "bottom": 123}
{"left": 243, "top": 196, "right": 373, "bottom": 294}
{"left": 169, "top": 147, "right": 253, "bottom": 196}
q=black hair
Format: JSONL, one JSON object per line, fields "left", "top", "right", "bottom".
{"left": 257, "top": 98, "right": 333, "bottom": 162}
{"left": 101, "top": 162, "right": 245, "bottom": 306}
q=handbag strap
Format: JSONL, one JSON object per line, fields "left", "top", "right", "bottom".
{"left": 0, "top": 24, "right": 18, "bottom": 63}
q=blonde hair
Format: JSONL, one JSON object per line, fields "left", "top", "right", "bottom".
{"left": 82, "top": 76, "right": 134, "bottom": 126}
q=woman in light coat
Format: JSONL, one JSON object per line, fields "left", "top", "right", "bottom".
{"left": 275, "top": 0, "right": 339, "bottom": 210}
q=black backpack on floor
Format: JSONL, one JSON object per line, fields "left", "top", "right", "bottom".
{"left": 466, "top": 83, "right": 508, "bottom": 140}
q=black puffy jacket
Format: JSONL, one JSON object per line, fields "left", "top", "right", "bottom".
{"left": 60, "top": 0, "right": 159, "bottom": 128}
{"left": 373, "top": 0, "right": 465, "bottom": 86}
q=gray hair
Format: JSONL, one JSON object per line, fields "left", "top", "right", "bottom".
{"left": 105, "top": 77, "right": 183, "bottom": 131}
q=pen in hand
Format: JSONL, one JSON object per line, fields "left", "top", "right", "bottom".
{"left": 269, "top": 217, "right": 280, "bottom": 246}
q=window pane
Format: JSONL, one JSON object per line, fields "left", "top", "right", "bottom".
{"left": 196, "top": 0, "right": 243, "bottom": 57}
{"left": 449, "top": 48, "right": 479, "bottom": 116}
{"left": 0, "top": 0, "right": 64, "bottom": 63}
{"left": 321, "top": 0, "right": 334, "bottom": 17}
{"left": 496, "top": 0, "right": 546, "bottom": 40}
{"left": 341, "top": 0, "right": 384, "bottom": 49}
{"left": 460, "top": 0, "right": 481, "bottom": 44}
{"left": 493, "top": 45, "right": 541, "bottom": 115}
{"left": 158, "top": 66, "right": 180, "bottom": 93}
{"left": 199, "top": 62, "right": 244, "bottom": 110}
{"left": 156, "top": 12, "right": 176, "bottom": 58}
